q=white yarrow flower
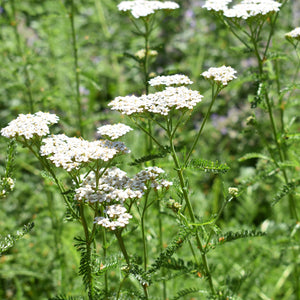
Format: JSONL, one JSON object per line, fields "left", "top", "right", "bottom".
{"left": 109, "top": 86, "right": 203, "bottom": 116}
{"left": 94, "top": 204, "right": 133, "bottom": 230}
{"left": 40, "top": 134, "right": 130, "bottom": 171}
{"left": 223, "top": 0, "right": 281, "bottom": 19}
{"left": 97, "top": 124, "right": 133, "bottom": 140}
{"left": 1, "top": 112, "right": 59, "bottom": 140}
{"left": 118, "top": 0, "right": 179, "bottom": 18}
{"left": 202, "top": 66, "right": 237, "bottom": 86}
{"left": 149, "top": 74, "right": 193, "bottom": 87}
{"left": 285, "top": 27, "right": 300, "bottom": 41}
{"left": 202, "top": 0, "right": 232, "bottom": 12}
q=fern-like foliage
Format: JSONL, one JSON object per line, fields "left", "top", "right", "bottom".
{"left": 0, "top": 222, "right": 34, "bottom": 255}
{"left": 216, "top": 229, "right": 265, "bottom": 245}
{"left": 73, "top": 236, "right": 95, "bottom": 296}
{"left": 171, "top": 287, "right": 208, "bottom": 300}
{"left": 272, "top": 179, "right": 300, "bottom": 206}
{"left": 94, "top": 254, "right": 122, "bottom": 276}
{"left": 188, "top": 159, "right": 230, "bottom": 174}
{"left": 147, "top": 225, "right": 193, "bottom": 275}
{"left": 49, "top": 295, "right": 85, "bottom": 300}
{"left": 118, "top": 288, "right": 146, "bottom": 300}
{"left": 130, "top": 263, "right": 152, "bottom": 287}
{"left": 129, "top": 146, "right": 170, "bottom": 166}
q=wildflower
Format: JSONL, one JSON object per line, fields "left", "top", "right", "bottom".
{"left": 75, "top": 167, "right": 143, "bottom": 204}
{"left": 97, "top": 123, "right": 133, "bottom": 140}
{"left": 40, "top": 134, "right": 129, "bottom": 171}
{"left": 118, "top": 0, "right": 179, "bottom": 19}
{"left": 1, "top": 112, "right": 59, "bottom": 140}
{"left": 149, "top": 74, "right": 193, "bottom": 87}
{"left": 228, "top": 187, "right": 239, "bottom": 197}
{"left": 135, "top": 49, "right": 158, "bottom": 59}
{"left": 109, "top": 86, "right": 203, "bottom": 116}
{"left": 285, "top": 27, "right": 300, "bottom": 41}
{"left": 223, "top": 0, "right": 281, "bottom": 19}
{"left": 201, "top": 66, "right": 237, "bottom": 86}
{"left": 94, "top": 204, "right": 132, "bottom": 230}
{"left": 202, "top": 0, "right": 232, "bottom": 12}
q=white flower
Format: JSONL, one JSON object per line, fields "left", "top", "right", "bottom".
{"left": 223, "top": 0, "right": 281, "bottom": 19}
{"left": 202, "top": 0, "right": 232, "bottom": 12}
{"left": 285, "top": 27, "right": 300, "bottom": 41}
{"left": 109, "top": 86, "right": 203, "bottom": 116}
{"left": 202, "top": 66, "right": 237, "bottom": 86}
{"left": 94, "top": 204, "right": 133, "bottom": 230}
{"left": 135, "top": 49, "right": 158, "bottom": 59}
{"left": 40, "top": 134, "right": 130, "bottom": 171}
{"left": 228, "top": 187, "right": 239, "bottom": 197}
{"left": 97, "top": 123, "right": 133, "bottom": 140}
{"left": 149, "top": 74, "right": 193, "bottom": 87}
{"left": 118, "top": 0, "right": 179, "bottom": 18}
{"left": 1, "top": 112, "right": 59, "bottom": 140}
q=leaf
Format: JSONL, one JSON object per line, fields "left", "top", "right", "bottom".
{"left": 216, "top": 229, "right": 265, "bottom": 245}
{"left": 0, "top": 222, "right": 34, "bottom": 255}
{"left": 272, "top": 180, "right": 300, "bottom": 206}
{"left": 188, "top": 159, "right": 230, "bottom": 174}
{"left": 238, "top": 153, "right": 273, "bottom": 162}
{"left": 129, "top": 146, "right": 170, "bottom": 166}
{"left": 171, "top": 288, "right": 208, "bottom": 300}
{"left": 147, "top": 226, "right": 193, "bottom": 275}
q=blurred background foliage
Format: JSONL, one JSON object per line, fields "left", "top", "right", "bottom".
{"left": 0, "top": 0, "right": 299, "bottom": 299}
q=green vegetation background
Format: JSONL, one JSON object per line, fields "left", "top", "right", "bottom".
{"left": 0, "top": 0, "right": 299, "bottom": 299}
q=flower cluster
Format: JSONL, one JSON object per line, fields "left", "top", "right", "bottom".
{"left": 76, "top": 166, "right": 172, "bottom": 230}
{"left": 135, "top": 49, "right": 158, "bottom": 59}
{"left": 75, "top": 167, "right": 143, "bottom": 204}
{"left": 1, "top": 112, "right": 59, "bottom": 140}
{"left": 40, "top": 134, "right": 129, "bottom": 171}
{"left": 202, "top": 0, "right": 231, "bottom": 12}
{"left": 109, "top": 85, "right": 203, "bottom": 116}
{"left": 149, "top": 74, "right": 193, "bottom": 87}
{"left": 118, "top": 0, "right": 179, "bottom": 18}
{"left": 203, "top": 0, "right": 281, "bottom": 19}
{"left": 97, "top": 123, "right": 133, "bottom": 140}
{"left": 94, "top": 204, "right": 132, "bottom": 230}
{"left": 0, "top": 177, "right": 15, "bottom": 198}
{"left": 202, "top": 66, "right": 237, "bottom": 86}
{"left": 285, "top": 27, "right": 300, "bottom": 41}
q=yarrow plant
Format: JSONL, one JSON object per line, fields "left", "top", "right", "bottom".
{"left": 1, "top": 111, "right": 173, "bottom": 299}
{"left": 201, "top": 65, "right": 237, "bottom": 86}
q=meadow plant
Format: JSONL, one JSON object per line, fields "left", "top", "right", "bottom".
{"left": 0, "top": 0, "right": 300, "bottom": 299}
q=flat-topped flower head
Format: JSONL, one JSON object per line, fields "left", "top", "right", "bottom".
{"left": 40, "top": 134, "right": 129, "bottom": 171}
{"left": 202, "top": 66, "right": 237, "bottom": 86}
{"left": 223, "top": 0, "right": 281, "bottom": 19}
{"left": 118, "top": 0, "right": 179, "bottom": 18}
{"left": 97, "top": 124, "right": 133, "bottom": 140}
{"left": 109, "top": 86, "right": 203, "bottom": 116}
{"left": 285, "top": 27, "right": 300, "bottom": 41}
{"left": 202, "top": 0, "right": 232, "bottom": 12}
{"left": 94, "top": 204, "right": 132, "bottom": 230}
{"left": 1, "top": 112, "right": 59, "bottom": 140}
{"left": 75, "top": 167, "right": 144, "bottom": 204}
{"left": 149, "top": 74, "right": 193, "bottom": 87}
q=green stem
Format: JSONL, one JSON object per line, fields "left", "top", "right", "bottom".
{"left": 79, "top": 203, "right": 94, "bottom": 300}
{"left": 69, "top": 0, "right": 84, "bottom": 136}
{"left": 141, "top": 190, "right": 150, "bottom": 271}
{"left": 167, "top": 123, "right": 216, "bottom": 295}
{"left": 184, "top": 84, "right": 220, "bottom": 167}
{"left": 10, "top": 0, "right": 34, "bottom": 113}
{"left": 115, "top": 229, "right": 130, "bottom": 265}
